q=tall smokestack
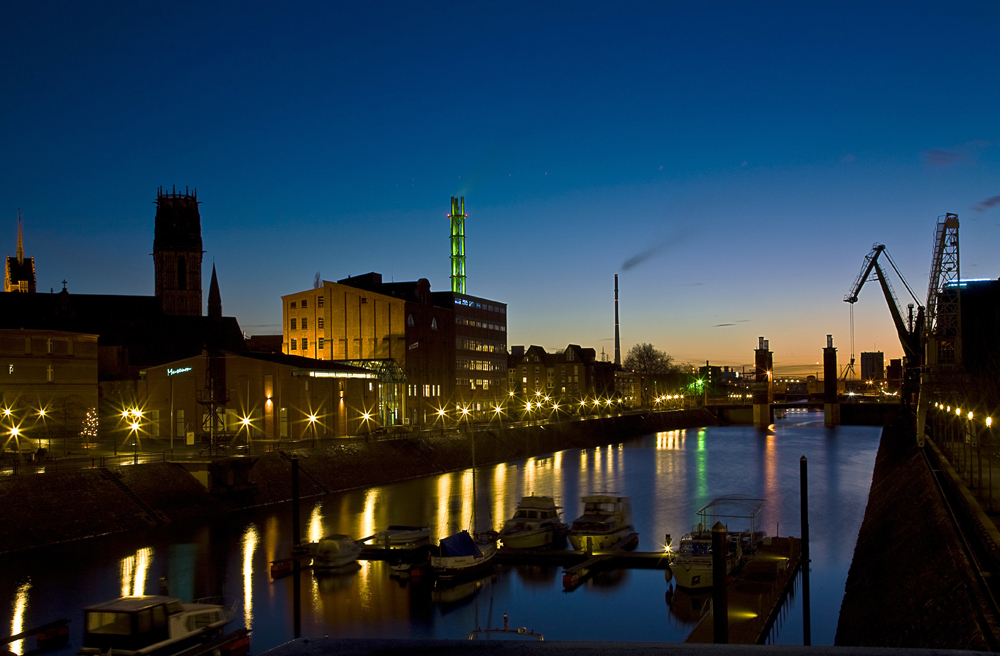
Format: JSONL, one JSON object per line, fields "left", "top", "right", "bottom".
{"left": 614, "top": 274, "right": 621, "bottom": 367}
{"left": 449, "top": 196, "right": 467, "bottom": 294}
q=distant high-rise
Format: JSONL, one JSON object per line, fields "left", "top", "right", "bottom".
{"left": 449, "top": 196, "right": 466, "bottom": 294}
{"left": 860, "top": 351, "right": 885, "bottom": 382}
{"left": 4, "top": 210, "right": 36, "bottom": 293}
{"left": 153, "top": 186, "right": 203, "bottom": 316}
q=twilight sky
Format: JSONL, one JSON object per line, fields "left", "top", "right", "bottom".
{"left": 2, "top": 2, "right": 999, "bottom": 374}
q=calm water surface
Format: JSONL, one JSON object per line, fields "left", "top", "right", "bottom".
{"left": 2, "top": 410, "right": 880, "bottom": 648}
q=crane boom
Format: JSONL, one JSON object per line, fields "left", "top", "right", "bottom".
{"left": 844, "top": 243, "right": 924, "bottom": 360}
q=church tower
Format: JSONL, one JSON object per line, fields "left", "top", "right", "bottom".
{"left": 5, "top": 209, "right": 36, "bottom": 293}
{"left": 153, "top": 186, "right": 203, "bottom": 316}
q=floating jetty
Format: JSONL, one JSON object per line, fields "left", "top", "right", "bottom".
{"left": 684, "top": 536, "right": 802, "bottom": 644}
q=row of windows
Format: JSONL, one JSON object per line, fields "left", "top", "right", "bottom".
{"left": 289, "top": 317, "right": 324, "bottom": 331}
{"left": 289, "top": 296, "right": 325, "bottom": 310}
{"left": 457, "top": 378, "right": 492, "bottom": 390}
{"left": 456, "top": 317, "right": 506, "bottom": 332}
{"left": 457, "top": 338, "right": 504, "bottom": 353}
{"left": 455, "top": 299, "right": 505, "bottom": 314}
{"left": 457, "top": 358, "right": 505, "bottom": 372}
{"left": 407, "top": 384, "right": 442, "bottom": 397}
{"left": 289, "top": 338, "right": 325, "bottom": 351}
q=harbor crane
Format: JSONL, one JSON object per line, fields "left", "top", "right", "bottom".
{"left": 844, "top": 243, "right": 924, "bottom": 396}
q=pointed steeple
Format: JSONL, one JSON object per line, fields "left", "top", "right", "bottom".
{"left": 208, "top": 264, "right": 222, "bottom": 319}
{"left": 16, "top": 209, "right": 23, "bottom": 265}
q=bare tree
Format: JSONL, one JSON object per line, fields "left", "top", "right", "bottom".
{"left": 623, "top": 343, "right": 674, "bottom": 374}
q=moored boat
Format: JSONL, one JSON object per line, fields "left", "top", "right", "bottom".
{"left": 670, "top": 496, "right": 764, "bottom": 591}
{"left": 371, "top": 525, "right": 431, "bottom": 549}
{"left": 499, "top": 496, "right": 568, "bottom": 549}
{"left": 430, "top": 530, "right": 497, "bottom": 580}
{"left": 78, "top": 595, "right": 247, "bottom": 656}
{"left": 310, "top": 534, "right": 362, "bottom": 569}
{"left": 566, "top": 495, "right": 634, "bottom": 550}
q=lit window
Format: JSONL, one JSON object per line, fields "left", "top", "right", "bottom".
{"left": 318, "top": 318, "right": 324, "bottom": 329}
{"left": 318, "top": 338, "right": 324, "bottom": 349}
{"left": 290, "top": 339, "right": 297, "bottom": 350}
{"left": 407, "top": 314, "right": 415, "bottom": 327}
{"left": 431, "top": 318, "right": 438, "bottom": 330}
{"left": 318, "top": 296, "right": 324, "bottom": 308}
{"left": 290, "top": 318, "right": 297, "bottom": 330}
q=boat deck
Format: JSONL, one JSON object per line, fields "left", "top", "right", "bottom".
{"left": 683, "top": 536, "right": 802, "bottom": 644}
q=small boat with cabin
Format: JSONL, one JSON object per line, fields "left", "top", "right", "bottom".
{"left": 310, "top": 534, "right": 362, "bottom": 570}
{"left": 430, "top": 530, "right": 497, "bottom": 580}
{"left": 78, "top": 595, "right": 248, "bottom": 656}
{"left": 499, "top": 496, "right": 568, "bottom": 549}
{"left": 670, "top": 496, "right": 764, "bottom": 591}
{"left": 566, "top": 495, "right": 635, "bottom": 551}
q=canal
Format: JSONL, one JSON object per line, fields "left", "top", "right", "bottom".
{"left": 1, "top": 409, "right": 880, "bottom": 648}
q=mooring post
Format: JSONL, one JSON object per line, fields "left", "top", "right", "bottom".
{"left": 800, "top": 455, "right": 811, "bottom": 646}
{"left": 292, "top": 456, "right": 301, "bottom": 639}
{"left": 712, "top": 521, "right": 729, "bottom": 644}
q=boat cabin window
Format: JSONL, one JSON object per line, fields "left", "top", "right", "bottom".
{"left": 680, "top": 540, "right": 711, "bottom": 556}
{"left": 87, "top": 611, "right": 131, "bottom": 635}
{"left": 166, "top": 600, "right": 184, "bottom": 615}
{"left": 585, "top": 502, "right": 617, "bottom": 513}
{"left": 185, "top": 610, "right": 223, "bottom": 632}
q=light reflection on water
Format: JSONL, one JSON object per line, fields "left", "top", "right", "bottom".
{"left": 10, "top": 581, "right": 29, "bottom": 655}
{"left": 0, "top": 412, "right": 879, "bottom": 648}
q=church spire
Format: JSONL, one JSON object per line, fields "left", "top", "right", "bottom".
{"left": 16, "top": 209, "right": 23, "bottom": 265}
{"left": 208, "top": 264, "right": 222, "bottom": 319}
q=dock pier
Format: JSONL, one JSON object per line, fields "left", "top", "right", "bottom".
{"left": 684, "top": 536, "right": 802, "bottom": 644}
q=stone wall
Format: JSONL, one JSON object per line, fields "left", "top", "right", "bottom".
{"left": 1, "top": 410, "right": 718, "bottom": 555}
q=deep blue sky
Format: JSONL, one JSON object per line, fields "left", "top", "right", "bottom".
{"left": 2, "top": 2, "right": 999, "bottom": 373}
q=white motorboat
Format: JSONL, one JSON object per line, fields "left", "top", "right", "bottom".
{"left": 670, "top": 496, "right": 764, "bottom": 590}
{"left": 78, "top": 595, "right": 248, "bottom": 656}
{"left": 371, "top": 525, "right": 431, "bottom": 549}
{"left": 310, "top": 534, "right": 362, "bottom": 569}
{"left": 499, "top": 496, "right": 568, "bottom": 549}
{"left": 567, "top": 495, "right": 635, "bottom": 550}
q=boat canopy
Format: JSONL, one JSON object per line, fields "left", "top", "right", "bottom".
{"left": 440, "top": 531, "right": 481, "bottom": 557}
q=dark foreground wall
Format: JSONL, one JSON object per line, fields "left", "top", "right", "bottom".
{"left": 0, "top": 410, "right": 717, "bottom": 555}
{"left": 836, "top": 411, "right": 997, "bottom": 649}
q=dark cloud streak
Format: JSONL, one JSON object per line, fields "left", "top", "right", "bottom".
{"left": 974, "top": 195, "right": 1000, "bottom": 212}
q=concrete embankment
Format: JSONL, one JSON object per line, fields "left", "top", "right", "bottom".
{"left": 836, "top": 410, "right": 998, "bottom": 649}
{"left": 0, "top": 410, "right": 717, "bottom": 555}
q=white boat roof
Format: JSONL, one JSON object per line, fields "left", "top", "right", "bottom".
{"left": 518, "top": 496, "right": 558, "bottom": 508}
{"left": 85, "top": 596, "right": 176, "bottom": 612}
{"left": 581, "top": 495, "right": 629, "bottom": 503}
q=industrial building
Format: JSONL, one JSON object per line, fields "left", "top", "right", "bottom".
{"left": 138, "top": 351, "right": 385, "bottom": 443}
{"left": 279, "top": 197, "right": 508, "bottom": 426}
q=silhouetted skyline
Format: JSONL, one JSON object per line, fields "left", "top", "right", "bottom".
{"left": 2, "top": 2, "right": 999, "bottom": 372}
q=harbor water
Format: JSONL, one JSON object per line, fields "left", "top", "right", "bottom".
{"left": 1, "top": 409, "right": 880, "bottom": 648}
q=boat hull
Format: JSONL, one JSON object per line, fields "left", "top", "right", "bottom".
{"left": 567, "top": 527, "right": 633, "bottom": 551}
{"left": 500, "top": 524, "right": 567, "bottom": 549}
{"left": 431, "top": 542, "right": 497, "bottom": 580}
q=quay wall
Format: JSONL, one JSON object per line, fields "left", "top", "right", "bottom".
{"left": 835, "top": 410, "right": 996, "bottom": 649}
{"left": 0, "top": 410, "right": 718, "bottom": 555}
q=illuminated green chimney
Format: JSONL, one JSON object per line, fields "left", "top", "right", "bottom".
{"left": 449, "top": 196, "right": 466, "bottom": 294}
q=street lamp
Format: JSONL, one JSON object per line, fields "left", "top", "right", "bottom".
{"left": 307, "top": 413, "right": 318, "bottom": 447}
{"left": 436, "top": 408, "right": 447, "bottom": 436}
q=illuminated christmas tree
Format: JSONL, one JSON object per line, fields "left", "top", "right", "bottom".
{"left": 80, "top": 408, "right": 98, "bottom": 440}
